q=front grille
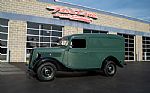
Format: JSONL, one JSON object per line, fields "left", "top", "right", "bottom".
{"left": 28, "top": 49, "right": 34, "bottom": 68}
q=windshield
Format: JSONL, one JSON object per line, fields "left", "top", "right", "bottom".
{"left": 57, "top": 37, "right": 69, "bottom": 47}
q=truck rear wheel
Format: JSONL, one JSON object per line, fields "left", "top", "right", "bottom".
{"left": 102, "top": 61, "right": 116, "bottom": 76}
{"left": 37, "top": 62, "right": 56, "bottom": 81}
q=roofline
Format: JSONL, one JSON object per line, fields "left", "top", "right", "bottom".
{"left": 65, "top": 33, "right": 124, "bottom": 39}
{"left": 1, "top": 11, "right": 150, "bottom": 37}
{"left": 38, "top": 0, "right": 150, "bottom": 24}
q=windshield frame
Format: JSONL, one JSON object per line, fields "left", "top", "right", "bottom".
{"left": 56, "top": 36, "right": 71, "bottom": 47}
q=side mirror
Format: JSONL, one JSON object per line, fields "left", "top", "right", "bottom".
{"left": 65, "top": 45, "right": 72, "bottom": 51}
{"left": 69, "top": 45, "right": 72, "bottom": 49}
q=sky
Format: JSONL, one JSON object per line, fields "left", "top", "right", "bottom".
{"left": 58, "top": 0, "right": 150, "bottom": 22}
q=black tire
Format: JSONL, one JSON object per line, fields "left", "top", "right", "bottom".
{"left": 37, "top": 62, "right": 56, "bottom": 81}
{"left": 102, "top": 61, "right": 116, "bottom": 77}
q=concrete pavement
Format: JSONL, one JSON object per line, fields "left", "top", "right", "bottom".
{"left": 0, "top": 62, "right": 150, "bottom": 93}
{"left": 0, "top": 63, "right": 25, "bottom": 75}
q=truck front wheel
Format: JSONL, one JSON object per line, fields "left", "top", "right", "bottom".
{"left": 37, "top": 62, "right": 56, "bottom": 81}
{"left": 102, "top": 61, "right": 116, "bottom": 77}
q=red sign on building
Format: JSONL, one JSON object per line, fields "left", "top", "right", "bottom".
{"left": 47, "top": 5, "right": 97, "bottom": 23}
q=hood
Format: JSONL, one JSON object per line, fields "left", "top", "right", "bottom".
{"left": 33, "top": 47, "right": 66, "bottom": 59}
{"left": 34, "top": 47, "right": 66, "bottom": 53}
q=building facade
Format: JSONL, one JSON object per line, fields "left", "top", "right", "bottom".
{"left": 0, "top": 0, "right": 150, "bottom": 63}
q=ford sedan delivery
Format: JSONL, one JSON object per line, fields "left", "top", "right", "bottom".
{"left": 28, "top": 34, "right": 125, "bottom": 81}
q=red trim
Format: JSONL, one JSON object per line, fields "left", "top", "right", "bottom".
{"left": 53, "top": 14, "right": 92, "bottom": 23}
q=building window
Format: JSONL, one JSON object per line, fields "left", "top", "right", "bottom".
{"left": 0, "top": 18, "right": 9, "bottom": 62}
{"left": 142, "top": 36, "right": 150, "bottom": 61}
{"left": 83, "top": 29, "right": 108, "bottom": 34}
{"left": 26, "top": 22, "right": 63, "bottom": 58}
{"left": 118, "top": 33, "right": 135, "bottom": 61}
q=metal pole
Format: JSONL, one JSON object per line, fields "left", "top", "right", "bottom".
{"left": 8, "top": 50, "right": 10, "bottom": 63}
{"left": 144, "top": 52, "right": 147, "bottom": 61}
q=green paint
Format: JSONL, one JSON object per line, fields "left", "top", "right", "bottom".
{"left": 28, "top": 34, "right": 125, "bottom": 70}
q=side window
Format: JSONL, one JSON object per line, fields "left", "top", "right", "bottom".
{"left": 71, "top": 39, "right": 86, "bottom": 48}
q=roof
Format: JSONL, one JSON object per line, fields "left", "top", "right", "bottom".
{"left": 64, "top": 33, "right": 124, "bottom": 39}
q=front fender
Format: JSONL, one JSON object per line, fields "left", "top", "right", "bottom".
{"left": 32, "top": 57, "right": 67, "bottom": 72}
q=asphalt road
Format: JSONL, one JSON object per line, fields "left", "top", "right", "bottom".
{"left": 0, "top": 62, "right": 150, "bottom": 93}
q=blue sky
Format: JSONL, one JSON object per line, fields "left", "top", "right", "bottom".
{"left": 58, "top": 0, "right": 150, "bottom": 21}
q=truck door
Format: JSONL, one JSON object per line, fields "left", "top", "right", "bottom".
{"left": 67, "top": 38, "right": 90, "bottom": 69}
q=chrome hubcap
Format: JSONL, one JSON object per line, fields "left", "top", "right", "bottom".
{"left": 107, "top": 64, "right": 115, "bottom": 74}
{"left": 42, "top": 67, "right": 53, "bottom": 78}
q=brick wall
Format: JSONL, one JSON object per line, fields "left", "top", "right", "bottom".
{"left": 63, "top": 26, "right": 83, "bottom": 36}
{"left": 93, "top": 13, "right": 150, "bottom": 32}
{"left": 0, "top": 0, "right": 53, "bottom": 18}
{"left": 0, "top": 0, "right": 149, "bottom": 63}
{"left": 8, "top": 20, "right": 27, "bottom": 62}
{"left": 0, "top": 0, "right": 149, "bottom": 32}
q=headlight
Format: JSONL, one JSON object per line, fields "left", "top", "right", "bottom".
{"left": 36, "top": 53, "right": 41, "bottom": 59}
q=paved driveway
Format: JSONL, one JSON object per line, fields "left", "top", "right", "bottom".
{"left": 0, "top": 62, "right": 150, "bottom": 93}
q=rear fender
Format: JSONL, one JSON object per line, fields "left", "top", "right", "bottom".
{"left": 101, "top": 56, "right": 123, "bottom": 69}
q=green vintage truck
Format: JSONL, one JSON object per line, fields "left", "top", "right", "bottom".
{"left": 28, "top": 34, "right": 125, "bottom": 81}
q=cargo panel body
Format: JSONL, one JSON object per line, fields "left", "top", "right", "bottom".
{"left": 66, "top": 34, "right": 124, "bottom": 69}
